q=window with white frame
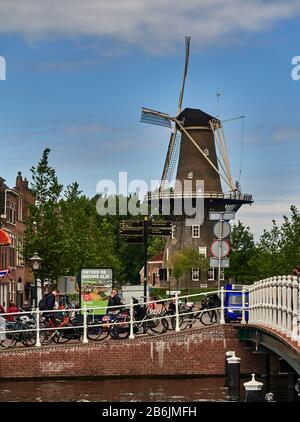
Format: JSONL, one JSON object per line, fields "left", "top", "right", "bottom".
{"left": 18, "top": 196, "right": 23, "bottom": 222}
{"left": 171, "top": 224, "right": 176, "bottom": 239}
{"left": 9, "top": 233, "right": 16, "bottom": 268}
{"left": 219, "top": 268, "right": 225, "bottom": 281}
{"left": 16, "top": 235, "right": 24, "bottom": 266}
{"left": 192, "top": 268, "right": 200, "bottom": 281}
{"left": 192, "top": 225, "right": 200, "bottom": 238}
{"left": 199, "top": 246, "right": 207, "bottom": 258}
{"left": 6, "top": 200, "right": 16, "bottom": 225}
{"left": 208, "top": 268, "right": 215, "bottom": 281}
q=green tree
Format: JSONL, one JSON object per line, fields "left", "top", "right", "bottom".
{"left": 24, "top": 148, "right": 65, "bottom": 283}
{"left": 226, "top": 221, "right": 256, "bottom": 283}
{"left": 171, "top": 246, "right": 209, "bottom": 291}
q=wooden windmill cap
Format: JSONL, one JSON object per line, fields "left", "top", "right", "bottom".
{"left": 177, "top": 108, "right": 220, "bottom": 128}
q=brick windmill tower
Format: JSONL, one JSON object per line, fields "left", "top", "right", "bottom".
{"left": 141, "top": 37, "right": 253, "bottom": 288}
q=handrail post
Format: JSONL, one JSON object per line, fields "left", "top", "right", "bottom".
{"left": 129, "top": 299, "right": 135, "bottom": 340}
{"left": 291, "top": 276, "right": 299, "bottom": 342}
{"left": 249, "top": 285, "right": 254, "bottom": 324}
{"left": 281, "top": 275, "right": 287, "bottom": 335}
{"left": 298, "top": 277, "right": 300, "bottom": 348}
{"left": 241, "top": 287, "right": 246, "bottom": 325}
{"left": 252, "top": 282, "right": 257, "bottom": 324}
{"left": 273, "top": 275, "right": 277, "bottom": 328}
{"left": 175, "top": 293, "right": 180, "bottom": 332}
{"left": 82, "top": 306, "right": 88, "bottom": 344}
{"left": 286, "top": 275, "right": 292, "bottom": 338}
{"left": 35, "top": 308, "right": 41, "bottom": 347}
{"left": 277, "top": 276, "right": 282, "bottom": 331}
{"left": 220, "top": 287, "right": 225, "bottom": 324}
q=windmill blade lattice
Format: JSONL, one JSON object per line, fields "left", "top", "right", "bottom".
{"left": 164, "top": 130, "right": 181, "bottom": 183}
{"left": 140, "top": 108, "right": 172, "bottom": 128}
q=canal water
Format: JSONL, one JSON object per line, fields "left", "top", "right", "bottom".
{"left": 0, "top": 376, "right": 298, "bottom": 402}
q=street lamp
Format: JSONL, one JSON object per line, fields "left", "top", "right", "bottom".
{"left": 29, "top": 252, "right": 43, "bottom": 308}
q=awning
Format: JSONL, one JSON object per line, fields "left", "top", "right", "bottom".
{"left": 0, "top": 229, "right": 11, "bottom": 245}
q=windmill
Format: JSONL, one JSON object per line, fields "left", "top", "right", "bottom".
{"left": 140, "top": 36, "right": 253, "bottom": 287}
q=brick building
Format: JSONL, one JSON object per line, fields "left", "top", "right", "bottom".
{"left": 0, "top": 172, "right": 35, "bottom": 310}
{"left": 139, "top": 251, "right": 164, "bottom": 288}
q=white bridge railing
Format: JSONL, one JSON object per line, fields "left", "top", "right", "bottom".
{"left": 248, "top": 275, "right": 300, "bottom": 345}
{"left": 0, "top": 278, "right": 299, "bottom": 349}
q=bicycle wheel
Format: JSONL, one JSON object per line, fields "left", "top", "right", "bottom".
{"left": 22, "top": 329, "right": 37, "bottom": 347}
{"left": 40, "top": 328, "right": 54, "bottom": 345}
{"left": 0, "top": 335, "right": 16, "bottom": 349}
{"left": 147, "top": 317, "right": 168, "bottom": 335}
{"left": 110, "top": 324, "right": 130, "bottom": 340}
{"left": 171, "top": 314, "right": 192, "bottom": 331}
{"left": 87, "top": 323, "right": 109, "bottom": 341}
{"left": 53, "top": 329, "right": 72, "bottom": 344}
{"left": 199, "top": 310, "right": 218, "bottom": 326}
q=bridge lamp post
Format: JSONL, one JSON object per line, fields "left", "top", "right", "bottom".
{"left": 29, "top": 252, "right": 43, "bottom": 308}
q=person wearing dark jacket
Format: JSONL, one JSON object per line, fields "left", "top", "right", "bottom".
{"left": 106, "top": 288, "right": 122, "bottom": 314}
{"left": 44, "top": 288, "right": 59, "bottom": 319}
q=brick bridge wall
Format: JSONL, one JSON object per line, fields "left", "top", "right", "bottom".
{"left": 0, "top": 325, "right": 278, "bottom": 379}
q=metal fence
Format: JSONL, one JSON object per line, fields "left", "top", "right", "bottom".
{"left": 1, "top": 278, "right": 298, "bottom": 349}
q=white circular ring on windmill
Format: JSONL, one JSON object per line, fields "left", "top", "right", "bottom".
{"left": 213, "top": 221, "right": 231, "bottom": 239}
{"left": 210, "top": 239, "right": 230, "bottom": 258}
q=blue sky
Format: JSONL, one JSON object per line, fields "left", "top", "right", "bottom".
{"left": 0, "top": 0, "right": 300, "bottom": 239}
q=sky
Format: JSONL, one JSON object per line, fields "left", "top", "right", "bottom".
{"left": 0, "top": 0, "right": 300, "bottom": 240}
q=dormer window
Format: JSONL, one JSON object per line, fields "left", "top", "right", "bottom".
{"left": 188, "top": 172, "right": 193, "bottom": 179}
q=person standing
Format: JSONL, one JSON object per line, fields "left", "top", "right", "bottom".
{"left": 106, "top": 288, "right": 122, "bottom": 314}
{"left": 6, "top": 301, "right": 19, "bottom": 322}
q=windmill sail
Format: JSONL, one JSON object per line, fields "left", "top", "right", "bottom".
{"left": 164, "top": 131, "right": 182, "bottom": 183}
{"left": 161, "top": 36, "right": 191, "bottom": 187}
{"left": 140, "top": 107, "right": 172, "bottom": 128}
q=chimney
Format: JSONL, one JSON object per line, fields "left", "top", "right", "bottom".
{"left": 22, "top": 177, "right": 29, "bottom": 189}
{"left": 16, "top": 171, "right": 23, "bottom": 188}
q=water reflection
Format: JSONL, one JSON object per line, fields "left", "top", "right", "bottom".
{"left": 0, "top": 376, "right": 298, "bottom": 402}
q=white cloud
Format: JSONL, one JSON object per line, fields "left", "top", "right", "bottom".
{"left": 237, "top": 199, "right": 300, "bottom": 240}
{"left": 0, "top": 0, "right": 300, "bottom": 53}
{"left": 273, "top": 127, "right": 300, "bottom": 143}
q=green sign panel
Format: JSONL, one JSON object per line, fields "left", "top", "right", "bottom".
{"left": 80, "top": 268, "right": 113, "bottom": 314}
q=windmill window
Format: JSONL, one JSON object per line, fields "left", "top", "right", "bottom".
{"left": 192, "top": 225, "right": 200, "bottom": 238}
{"left": 192, "top": 268, "right": 200, "bottom": 281}
{"left": 171, "top": 225, "right": 176, "bottom": 239}
{"left": 188, "top": 172, "right": 193, "bottom": 179}
{"left": 208, "top": 268, "right": 215, "bottom": 281}
{"left": 199, "top": 246, "right": 207, "bottom": 258}
{"left": 204, "top": 148, "right": 209, "bottom": 156}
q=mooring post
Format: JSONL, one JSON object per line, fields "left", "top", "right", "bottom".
{"left": 227, "top": 352, "right": 241, "bottom": 400}
{"left": 224, "top": 351, "right": 235, "bottom": 387}
{"left": 244, "top": 373, "right": 264, "bottom": 402}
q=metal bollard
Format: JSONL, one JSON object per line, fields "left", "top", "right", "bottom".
{"left": 82, "top": 306, "right": 88, "bottom": 344}
{"left": 175, "top": 293, "right": 180, "bottom": 332}
{"left": 227, "top": 352, "right": 241, "bottom": 401}
{"left": 224, "top": 351, "right": 235, "bottom": 387}
{"left": 129, "top": 299, "right": 135, "bottom": 340}
{"left": 244, "top": 373, "right": 264, "bottom": 402}
{"left": 35, "top": 308, "right": 41, "bottom": 347}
